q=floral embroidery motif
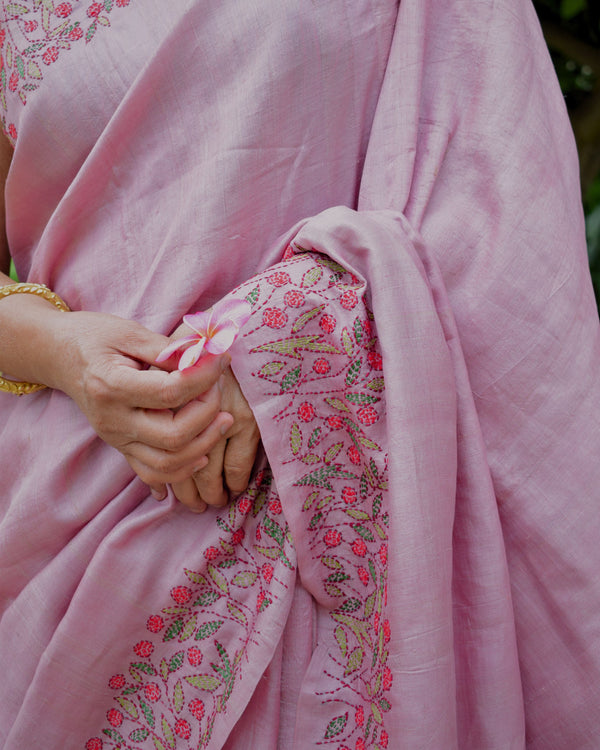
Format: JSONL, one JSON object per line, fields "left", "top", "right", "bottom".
{"left": 0, "top": 0, "right": 131, "bottom": 140}
{"left": 90, "top": 247, "right": 391, "bottom": 750}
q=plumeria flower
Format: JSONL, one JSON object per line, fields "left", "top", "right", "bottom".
{"left": 157, "top": 297, "right": 252, "bottom": 370}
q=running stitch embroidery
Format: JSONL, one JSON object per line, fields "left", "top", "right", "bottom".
{"left": 89, "top": 248, "right": 391, "bottom": 750}
{"left": 0, "top": 0, "right": 131, "bottom": 140}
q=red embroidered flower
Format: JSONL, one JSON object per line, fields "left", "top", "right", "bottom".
{"left": 355, "top": 706, "right": 364, "bottom": 726}
{"left": 23, "top": 20, "right": 38, "bottom": 32}
{"left": 342, "top": 486, "right": 357, "bottom": 504}
{"left": 356, "top": 739, "right": 366, "bottom": 750}
{"left": 174, "top": 719, "right": 191, "bottom": 740}
{"left": 357, "top": 567, "right": 369, "bottom": 585}
{"left": 282, "top": 243, "right": 295, "bottom": 260}
{"left": 189, "top": 698, "right": 205, "bottom": 720}
{"left": 374, "top": 612, "right": 380, "bottom": 634}
{"left": 237, "top": 496, "right": 252, "bottom": 514}
{"left": 263, "top": 307, "right": 287, "bottom": 329}
{"left": 106, "top": 708, "right": 123, "bottom": 727}
{"left": 320, "top": 314, "right": 336, "bottom": 333}
{"left": 54, "top": 2, "right": 73, "bottom": 16}
{"left": 42, "top": 46, "right": 59, "bottom": 65}
{"left": 312, "top": 358, "right": 331, "bottom": 374}
{"left": 352, "top": 538, "right": 367, "bottom": 557}
{"left": 146, "top": 614, "right": 164, "bottom": 633}
{"left": 171, "top": 585, "right": 192, "bottom": 604}
{"left": 87, "top": 3, "right": 103, "bottom": 17}
{"left": 379, "top": 543, "right": 388, "bottom": 565}
{"left": 262, "top": 563, "right": 274, "bottom": 582}
{"left": 340, "top": 290, "right": 358, "bottom": 309}
{"left": 297, "top": 402, "right": 315, "bottom": 422}
{"left": 256, "top": 591, "right": 267, "bottom": 611}
{"left": 362, "top": 319, "right": 372, "bottom": 338}
{"left": 324, "top": 529, "right": 342, "bottom": 547}
{"left": 267, "top": 271, "right": 290, "bottom": 287}
{"left": 255, "top": 526, "right": 262, "bottom": 541}
{"left": 7, "top": 124, "right": 17, "bottom": 141}
{"left": 86, "top": 739, "right": 103, "bottom": 750}
{"left": 116, "top": 0, "right": 130, "bottom": 5}
{"left": 382, "top": 665, "right": 393, "bottom": 691}
{"left": 380, "top": 730, "right": 389, "bottom": 748}
{"left": 69, "top": 26, "right": 84, "bottom": 41}
{"left": 232, "top": 527, "right": 245, "bottom": 544}
{"left": 284, "top": 290, "right": 305, "bottom": 308}
{"left": 8, "top": 72, "right": 18, "bottom": 92}
{"left": 0, "top": 29, "right": 5, "bottom": 46}
{"left": 268, "top": 498, "right": 282, "bottom": 515}
{"left": 133, "top": 640, "right": 154, "bottom": 658}
{"left": 327, "top": 415, "right": 343, "bottom": 430}
{"left": 347, "top": 445, "right": 361, "bottom": 465}
{"left": 188, "top": 647, "right": 203, "bottom": 667}
{"left": 144, "top": 683, "right": 161, "bottom": 702}
{"left": 367, "top": 351, "right": 383, "bottom": 370}
{"left": 204, "top": 546, "right": 219, "bottom": 561}
{"left": 383, "top": 619, "right": 391, "bottom": 643}
{"left": 108, "top": 674, "right": 126, "bottom": 690}
{"left": 357, "top": 406, "right": 378, "bottom": 426}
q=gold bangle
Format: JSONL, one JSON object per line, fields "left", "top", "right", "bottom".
{"left": 0, "top": 282, "right": 70, "bottom": 396}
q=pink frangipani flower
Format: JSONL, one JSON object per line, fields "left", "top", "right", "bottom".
{"left": 157, "top": 297, "right": 252, "bottom": 370}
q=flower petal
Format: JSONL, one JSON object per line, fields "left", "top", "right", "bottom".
{"left": 179, "top": 339, "right": 207, "bottom": 370}
{"left": 183, "top": 310, "right": 213, "bottom": 336}
{"left": 156, "top": 335, "right": 198, "bottom": 363}
{"left": 212, "top": 297, "right": 252, "bottom": 328}
{"left": 204, "top": 323, "right": 238, "bottom": 354}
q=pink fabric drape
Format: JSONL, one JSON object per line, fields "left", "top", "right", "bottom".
{"left": 1, "top": 1, "right": 599, "bottom": 748}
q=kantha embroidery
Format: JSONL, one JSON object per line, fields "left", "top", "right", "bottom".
{"left": 90, "top": 248, "right": 392, "bottom": 750}
{"left": 0, "top": 0, "right": 131, "bottom": 141}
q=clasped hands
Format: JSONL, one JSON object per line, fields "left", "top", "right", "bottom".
{"left": 51, "top": 311, "right": 260, "bottom": 512}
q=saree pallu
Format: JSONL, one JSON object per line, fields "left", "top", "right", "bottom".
{"left": 1, "top": 0, "right": 600, "bottom": 748}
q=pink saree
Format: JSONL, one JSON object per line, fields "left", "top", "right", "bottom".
{"left": 1, "top": 1, "right": 599, "bottom": 748}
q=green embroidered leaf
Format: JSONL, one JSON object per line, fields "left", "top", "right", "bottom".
{"left": 372, "top": 494, "right": 382, "bottom": 518}
{"left": 162, "top": 716, "right": 176, "bottom": 749}
{"left": 295, "top": 465, "right": 358, "bottom": 491}
{"left": 331, "top": 612, "right": 370, "bottom": 640}
{"left": 169, "top": 651, "right": 185, "bottom": 673}
{"left": 327, "top": 571, "right": 350, "bottom": 583}
{"left": 263, "top": 516, "right": 285, "bottom": 547}
{"left": 334, "top": 625, "right": 348, "bottom": 657}
{"left": 290, "top": 422, "right": 302, "bottom": 455}
{"left": 185, "top": 568, "right": 207, "bottom": 586}
{"left": 259, "top": 361, "right": 286, "bottom": 377}
{"left": 5, "top": 4, "right": 29, "bottom": 14}
{"left": 325, "top": 396, "right": 350, "bottom": 413}
{"left": 281, "top": 365, "right": 301, "bottom": 392}
{"left": 342, "top": 328, "right": 354, "bottom": 357}
{"left": 364, "top": 591, "right": 377, "bottom": 619}
{"left": 301, "top": 453, "right": 321, "bottom": 465}
{"left": 374, "top": 521, "right": 388, "bottom": 540}
{"left": 345, "top": 508, "right": 370, "bottom": 521}
{"left": 360, "top": 473, "right": 369, "bottom": 498}
{"left": 315, "top": 256, "right": 346, "bottom": 274}
{"left": 129, "top": 727, "right": 150, "bottom": 743}
{"left": 321, "top": 555, "right": 342, "bottom": 570}
{"left": 355, "top": 434, "right": 382, "bottom": 451}
{"left": 291, "top": 304, "right": 326, "bottom": 333}
{"left": 173, "top": 679, "right": 185, "bottom": 714}
{"left": 219, "top": 541, "right": 235, "bottom": 556}
{"left": 227, "top": 600, "right": 248, "bottom": 623}
{"left": 104, "top": 0, "right": 113, "bottom": 11}
{"left": 15, "top": 55, "right": 24, "bottom": 79}
{"left": 308, "top": 511, "right": 323, "bottom": 529}
{"left": 353, "top": 523, "right": 375, "bottom": 542}
{"left": 185, "top": 674, "right": 222, "bottom": 692}
{"left": 301, "top": 265, "right": 323, "bottom": 287}
{"left": 160, "top": 606, "right": 189, "bottom": 616}
{"left": 252, "top": 334, "right": 340, "bottom": 360}
{"left": 163, "top": 619, "right": 184, "bottom": 642}
{"left": 308, "top": 426, "right": 321, "bottom": 449}
{"left": 324, "top": 712, "right": 348, "bottom": 739}
{"left": 316, "top": 493, "right": 334, "bottom": 509}
{"left": 324, "top": 442, "right": 343, "bottom": 465}
{"left": 86, "top": 19, "right": 97, "bottom": 42}
{"left": 371, "top": 702, "right": 383, "bottom": 725}
{"left": 379, "top": 697, "right": 392, "bottom": 712}
{"left": 245, "top": 285, "right": 260, "bottom": 305}
{"left": 369, "top": 559, "right": 377, "bottom": 583}
{"left": 345, "top": 392, "right": 379, "bottom": 405}
{"left": 258, "top": 594, "right": 272, "bottom": 612}
{"left": 353, "top": 317, "right": 364, "bottom": 345}
{"left": 302, "top": 490, "right": 319, "bottom": 511}
{"left": 116, "top": 696, "right": 139, "bottom": 719}
{"left": 191, "top": 589, "right": 221, "bottom": 608}
{"left": 344, "top": 647, "right": 365, "bottom": 676}
{"left": 195, "top": 620, "right": 224, "bottom": 640}
{"left": 340, "top": 597, "right": 362, "bottom": 613}
{"left": 255, "top": 544, "right": 281, "bottom": 560}
{"left": 345, "top": 359, "right": 362, "bottom": 386}
{"left": 367, "top": 377, "right": 385, "bottom": 392}
{"left": 232, "top": 571, "right": 258, "bottom": 588}
{"left": 208, "top": 564, "right": 229, "bottom": 593}
{"left": 103, "top": 729, "right": 126, "bottom": 744}
{"left": 130, "top": 661, "right": 156, "bottom": 676}
{"left": 98, "top": 13, "right": 110, "bottom": 26}
{"left": 160, "top": 658, "right": 169, "bottom": 681}
{"left": 140, "top": 698, "right": 156, "bottom": 728}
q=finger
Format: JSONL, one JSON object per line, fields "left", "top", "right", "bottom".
{"left": 223, "top": 428, "right": 261, "bottom": 494}
{"left": 149, "top": 484, "right": 168, "bottom": 501}
{"left": 127, "top": 453, "right": 210, "bottom": 488}
{"left": 193, "top": 439, "right": 228, "bottom": 507}
{"left": 112, "top": 353, "right": 231, "bottom": 410}
{"left": 170, "top": 477, "right": 208, "bottom": 513}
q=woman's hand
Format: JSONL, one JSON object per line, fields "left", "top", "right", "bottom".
{"left": 45, "top": 310, "right": 234, "bottom": 495}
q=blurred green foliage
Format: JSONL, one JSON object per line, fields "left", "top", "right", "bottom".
{"left": 534, "top": 0, "right": 600, "bottom": 301}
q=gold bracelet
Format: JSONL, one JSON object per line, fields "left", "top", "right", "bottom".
{"left": 0, "top": 282, "right": 70, "bottom": 396}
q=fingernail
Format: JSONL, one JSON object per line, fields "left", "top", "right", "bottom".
{"left": 193, "top": 457, "right": 209, "bottom": 473}
{"left": 191, "top": 503, "right": 207, "bottom": 514}
{"left": 151, "top": 488, "right": 167, "bottom": 501}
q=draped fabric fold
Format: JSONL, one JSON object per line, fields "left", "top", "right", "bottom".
{"left": 1, "top": 1, "right": 599, "bottom": 748}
